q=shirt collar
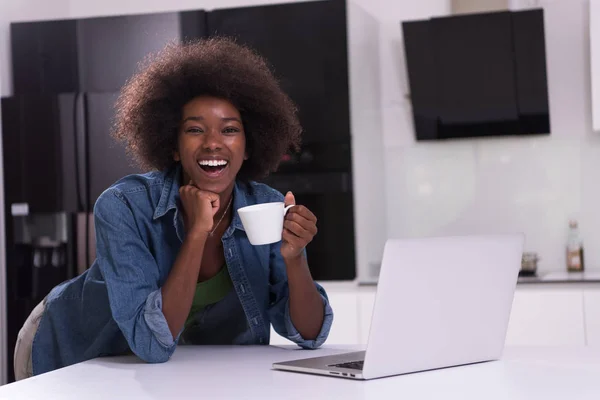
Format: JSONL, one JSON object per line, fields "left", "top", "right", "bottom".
{"left": 153, "top": 164, "right": 181, "bottom": 220}
{"left": 153, "top": 163, "right": 248, "bottom": 234}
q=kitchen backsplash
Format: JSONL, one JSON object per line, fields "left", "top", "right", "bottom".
{"left": 385, "top": 137, "right": 600, "bottom": 273}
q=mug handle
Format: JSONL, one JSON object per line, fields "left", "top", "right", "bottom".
{"left": 283, "top": 204, "right": 294, "bottom": 215}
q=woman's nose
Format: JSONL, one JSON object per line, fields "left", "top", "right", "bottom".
{"left": 202, "top": 129, "right": 223, "bottom": 151}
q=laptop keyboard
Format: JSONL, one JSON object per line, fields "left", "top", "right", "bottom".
{"left": 329, "top": 360, "right": 364, "bottom": 370}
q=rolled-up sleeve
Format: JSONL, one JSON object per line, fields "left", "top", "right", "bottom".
{"left": 94, "top": 189, "right": 178, "bottom": 363}
{"left": 282, "top": 283, "right": 333, "bottom": 349}
{"left": 268, "top": 245, "right": 334, "bottom": 349}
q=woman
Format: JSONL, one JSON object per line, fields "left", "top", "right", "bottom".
{"left": 13, "top": 37, "right": 333, "bottom": 380}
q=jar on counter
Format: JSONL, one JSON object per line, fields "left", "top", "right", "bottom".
{"left": 520, "top": 252, "right": 539, "bottom": 277}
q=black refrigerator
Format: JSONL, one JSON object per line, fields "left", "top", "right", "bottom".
{"left": 1, "top": 93, "right": 141, "bottom": 381}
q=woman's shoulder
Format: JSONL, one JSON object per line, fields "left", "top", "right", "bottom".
{"left": 94, "top": 170, "right": 169, "bottom": 214}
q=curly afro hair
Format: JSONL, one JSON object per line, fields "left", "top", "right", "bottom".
{"left": 112, "top": 37, "right": 302, "bottom": 180}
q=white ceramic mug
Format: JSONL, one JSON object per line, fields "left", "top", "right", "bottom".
{"left": 237, "top": 202, "right": 294, "bottom": 245}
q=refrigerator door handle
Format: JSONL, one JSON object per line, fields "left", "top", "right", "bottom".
{"left": 76, "top": 212, "right": 96, "bottom": 275}
{"left": 82, "top": 93, "right": 92, "bottom": 267}
{"left": 73, "top": 93, "right": 85, "bottom": 212}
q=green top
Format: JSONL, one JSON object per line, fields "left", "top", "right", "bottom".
{"left": 184, "top": 265, "right": 233, "bottom": 328}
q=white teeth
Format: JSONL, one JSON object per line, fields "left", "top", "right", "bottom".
{"left": 198, "top": 160, "right": 228, "bottom": 167}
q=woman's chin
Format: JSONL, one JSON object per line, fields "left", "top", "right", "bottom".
{"left": 190, "top": 177, "right": 235, "bottom": 195}
{"left": 182, "top": 164, "right": 238, "bottom": 194}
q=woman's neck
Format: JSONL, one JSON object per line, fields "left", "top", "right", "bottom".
{"left": 214, "top": 189, "right": 234, "bottom": 222}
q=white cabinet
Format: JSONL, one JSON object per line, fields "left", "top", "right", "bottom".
{"left": 269, "top": 327, "right": 293, "bottom": 346}
{"left": 273, "top": 283, "right": 597, "bottom": 348}
{"left": 505, "top": 288, "right": 586, "bottom": 346}
{"left": 358, "top": 286, "right": 588, "bottom": 347}
{"left": 324, "top": 292, "right": 360, "bottom": 344}
{"left": 584, "top": 289, "right": 600, "bottom": 346}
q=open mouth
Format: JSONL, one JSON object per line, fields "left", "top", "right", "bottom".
{"left": 197, "top": 159, "right": 229, "bottom": 177}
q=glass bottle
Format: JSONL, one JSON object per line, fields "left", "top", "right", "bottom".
{"left": 566, "top": 220, "right": 584, "bottom": 272}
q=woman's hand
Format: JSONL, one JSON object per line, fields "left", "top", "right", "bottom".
{"left": 281, "top": 191, "right": 318, "bottom": 260}
{"left": 179, "top": 181, "right": 220, "bottom": 236}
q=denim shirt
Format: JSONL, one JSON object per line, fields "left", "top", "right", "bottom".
{"left": 31, "top": 165, "right": 333, "bottom": 376}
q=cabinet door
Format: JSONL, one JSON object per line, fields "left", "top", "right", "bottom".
{"left": 0, "top": 95, "right": 76, "bottom": 212}
{"left": 11, "top": 11, "right": 206, "bottom": 94}
{"left": 269, "top": 325, "right": 293, "bottom": 346}
{"left": 506, "top": 288, "right": 586, "bottom": 346}
{"left": 1, "top": 97, "right": 25, "bottom": 206}
{"left": 326, "top": 291, "right": 359, "bottom": 344}
{"left": 584, "top": 289, "right": 600, "bottom": 346}
{"left": 207, "top": 0, "right": 350, "bottom": 144}
{"left": 77, "top": 12, "right": 204, "bottom": 92}
{"left": 11, "top": 20, "right": 79, "bottom": 94}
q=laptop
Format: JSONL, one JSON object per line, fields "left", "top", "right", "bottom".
{"left": 272, "top": 234, "right": 524, "bottom": 380}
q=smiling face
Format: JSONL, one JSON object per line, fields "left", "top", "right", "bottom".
{"left": 174, "top": 96, "right": 247, "bottom": 194}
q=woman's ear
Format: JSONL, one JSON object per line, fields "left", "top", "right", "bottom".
{"left": 173, "top": 150, "right": 181, "bottom": 162}
{"left": 244, "top": 149, "right": 249, "bottom": 160}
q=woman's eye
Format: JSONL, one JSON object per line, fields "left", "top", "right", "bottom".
{"left": 187, "top": 127, "right": 203, "bottom": 134}
{"left": 223, "top": 127, "right": 240, "bottom": 135}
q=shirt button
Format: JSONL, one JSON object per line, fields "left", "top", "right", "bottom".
{"left": 252, "top": 317, "right": 258, "bottom": 326}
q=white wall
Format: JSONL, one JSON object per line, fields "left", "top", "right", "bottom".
{"left": 346, "top": 2, "right": 386, "bottom": 282}
{"left": 0, "top": 27, "right": 5, "bottom": 385}
{"left": 67, "top": 0, "right": 306, "bottom": 17}
{"left": 0, "top": 0, "right": 72, "bottom": 97}
{"left": 385, "top": 0, "right": 600, "bottom": 274}
{"left": 357, "top": 0, "right": 451, "bottom": 281}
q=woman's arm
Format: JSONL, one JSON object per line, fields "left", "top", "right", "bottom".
{"left": 95, "top": 191, "right": 178, "bottom": 363}
{"left": 284, "top": 254, "right": 325, "bottom": 340}
{"left": 161, "top": 230, "right": 208, "bottom": 338}
{"left": 161, "top": 183, "right": 220, "bottom": 338}
{"left": 280, "top": 191, "right": 326, "bottom": 340}
{"left": 267, "top": 244, "right": 333, "bottom": 349}
{"left": 95, "top": 185, "right": 218, "bottom": 362}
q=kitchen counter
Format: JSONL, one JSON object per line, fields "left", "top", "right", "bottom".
{"left": 516, "top": 270, "right": 600, "bottom": 284}
{"left": 351, "top": 270, "right": 600, "bottom": 287}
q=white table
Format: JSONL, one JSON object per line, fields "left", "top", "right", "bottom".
{"left": 1, "top": 346, "right": 599, "bottom": 399}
